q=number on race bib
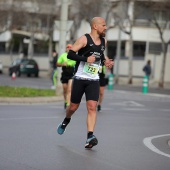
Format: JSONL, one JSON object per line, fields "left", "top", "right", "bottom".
{"left": 88, "top": 66, "right": 96, "bottom": 73}
{"left": 83, "top": 63, "right": 99, "bottom": 77}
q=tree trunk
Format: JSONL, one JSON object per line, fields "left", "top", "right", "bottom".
{"left": 159, "top": 44, "right": 167, "bottom": 88}
{"left": 128, "top": 33, "right": 133, "bottom": 84}
{"left": 28, "top": 31, "right": 34, "bottom": 59}
{"left": 9, "top": 38, "right": 14, "bottom": 62}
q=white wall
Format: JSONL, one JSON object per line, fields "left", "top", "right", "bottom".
{"left": 114, "top": 53, "right": 170, "bottom": 82}
{"left": 107, "top": 27, "right": 170, "bottom": 42}
{"left": 106, "top": 26, "right": 170, "bottom": 82}
{"left": 116, "top": 59, "right": 145, "bottom": 77}
{"left": 76, "top": 20, "right": 91, "bottom": 39}
{"left": 0, "top": 31, "right": 11, "bottom": 42}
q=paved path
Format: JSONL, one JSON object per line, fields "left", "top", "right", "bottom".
{"left": 0, "top": 89, "right": 170, "bottom": 170}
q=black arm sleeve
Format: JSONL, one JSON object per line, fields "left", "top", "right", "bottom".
{"left": 67, "top": 50, "right": 87, "bottom": 62}
{"left": 101, "top": 54, "right": 106, "bottom": 66}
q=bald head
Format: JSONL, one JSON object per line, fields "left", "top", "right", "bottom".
{"left": 90, "top": 17, "right": 105, "bottom": 28}
{"left": 90, "top": 17, "right": 107, "bottom": 37}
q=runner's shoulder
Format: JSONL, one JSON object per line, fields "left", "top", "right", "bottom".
{"left": 75, "top": 35, "right": 87, "bottom": 47}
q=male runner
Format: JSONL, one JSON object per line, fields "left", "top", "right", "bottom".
{"left": 57, "top": 44, "right": 76, "bottom": 108}
{"left": 57, "top": 17, "right": 113, "bottom": 148}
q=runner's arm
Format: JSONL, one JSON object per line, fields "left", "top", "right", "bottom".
{"left": 68, "top": 50, "right": 87, "bottom": 62}
{"left": 67, "top": 35, "right": 95, "bottom": 63}
{"left": 56, "top": 55, "right": 67, "bottom": 67}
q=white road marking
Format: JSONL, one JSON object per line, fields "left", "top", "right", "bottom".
{"left": 143, "top": 134, "right": 170, "bottom": 158}
{"left": 147, "top": 93, "right": 170, "bottom": 98}
{"left": 122, "top": 108, "right": 149, "bottom": 111}
{"left": 0, "top": 116, "right": 59, "bottom": 121}
{"left": 110, "top": 101, "right": 144, "bottom": 107}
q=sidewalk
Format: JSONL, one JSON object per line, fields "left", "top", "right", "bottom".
{"left": 0, "top": 96, "right": 64, "bottom": 104}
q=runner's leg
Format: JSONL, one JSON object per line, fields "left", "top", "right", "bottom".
{"left": 98, "top": 86, "right": 104, "bottom": 105}
{"left": 86, "top": 100, "right": 98, "bottom": 132}
{"left": 62, "top": 83, "right": 68, "bottom": 106}
{"left": 53, "top": 69, "right": 58, "bottom": 86}
{"left": 66, "top": 79, "right": 73, "bottom": 107}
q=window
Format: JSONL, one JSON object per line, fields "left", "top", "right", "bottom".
{"left": 133, "top": 41, "right": 146, "bottom": 59}
{"left": 134, "top": 2, "right": 151, "bottom": 20}
{"left": 107, "top": 41, "right": 116, "bottom": 60}
{"left": 34, "top": 40, "right": 48, "bottom": 54}
{"left": 107, "top": 41, "right": 125, "bottom": 60}
{"left": 149, "top": 42, "right": 162, "bottom": 55}
{"left": 0, "top": 43, "right": 5, "bottom": 53}
{"left": 154, "top": 10, "right": 169, "bottom": 22}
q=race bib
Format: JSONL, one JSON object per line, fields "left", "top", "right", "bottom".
{"left": 83, "top": 63, "right": 99, "bottom": 77}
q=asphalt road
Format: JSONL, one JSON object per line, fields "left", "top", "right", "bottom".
{"left": 0, "top": 89, "right": 170, "bottom": 170}
{"left": 0, "top": 74, "right": 52, "bottom": 89}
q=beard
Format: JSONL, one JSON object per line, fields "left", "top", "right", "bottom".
{"left": 99, "top": 31, "right": 106, "bottom": 38}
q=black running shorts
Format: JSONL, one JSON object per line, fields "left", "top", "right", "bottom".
{"left": 60, "top": 75, "right": 73, "bottom": 84}
{"left": 99, "top": 76, "right": 107, "bottom": 87}
{"left": 71, "top": 79, "right": 100, "bottom": 104}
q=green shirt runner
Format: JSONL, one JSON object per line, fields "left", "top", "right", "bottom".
{"left": 57, "top": 52, "right": 76, "bottom": 67}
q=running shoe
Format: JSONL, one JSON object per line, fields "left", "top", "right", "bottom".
{"left": 57, "top": 123, "right": 66, "bottom": 135}
{"left": 85, "top": 135, "right": 98, "bottom": 149}
{"left": 97, "top": 105, "right": 101, "bottom": 112}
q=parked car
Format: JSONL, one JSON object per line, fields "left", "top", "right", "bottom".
{"left": 0, "top": 60, "right": 3, "bottom": 73}
{"left": 9, "top": 58, "right": 39, "bottom": 77}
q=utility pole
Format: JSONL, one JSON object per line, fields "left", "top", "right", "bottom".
{"left": 114, "top": 27, "right": 121, "bottom": 84}
{"left": 59, "top": 0, "right": 69, "bottom": 56}
{"left": 56, "top": 0, "right": 69, "bottom": 95}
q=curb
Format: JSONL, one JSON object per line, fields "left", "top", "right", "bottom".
{"left": 0, "top": 96, "right": 64, "bottom": 103}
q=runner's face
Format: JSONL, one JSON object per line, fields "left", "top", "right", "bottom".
{"left": 97, "top": 20, "right": 107, "bottom": 37}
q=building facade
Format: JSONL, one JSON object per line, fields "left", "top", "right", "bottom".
{"left": 0, "top": 0, "right": 170, "bottom": 85}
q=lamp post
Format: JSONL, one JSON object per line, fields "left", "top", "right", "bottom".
{"left": 56, "top": 0, "right": 69, "bottom": 95}
{"left": 114, "top": 27, "right": 121, "bottom": 84}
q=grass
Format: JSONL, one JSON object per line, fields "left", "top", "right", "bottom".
{"left": 0, "top": 86, "right": 56, "bottom": 97}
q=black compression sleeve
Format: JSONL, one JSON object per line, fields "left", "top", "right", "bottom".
{"left": 101, "top": 54, "right": 106, "bottom": 65}
{"left": 67, "top": 50, "right": 87, "bottom": 62}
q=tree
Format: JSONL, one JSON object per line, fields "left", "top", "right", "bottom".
{"left": 0, "top": 0, "right": 60, "bottom": 66}
{"left": 69, "top": 0, "right": 111, "bottom": 42}
{"left": 110, "top": 0, "right": 135, "bottom": 84}
{"left": 141, "top": 0, "right": 170, "bottom": 88}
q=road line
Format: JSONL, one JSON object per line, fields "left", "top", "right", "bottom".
{"left": 0, "top": 116, "right": 59, "bottom": 121}
{"left": 122, "top": 108, "right": 149, "bottom": 111}
{"left": 110, "top": 101, "right": 144, "bottom": 107}
{"left": 143, "top": 134, "right": 170, "bottom": 158}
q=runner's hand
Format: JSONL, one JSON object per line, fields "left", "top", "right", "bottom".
{"left": 87, "top": 55, "right": 96, "bottom": 64}
{"left": 104, "top": 59, "right": 114, "bottom": 68}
